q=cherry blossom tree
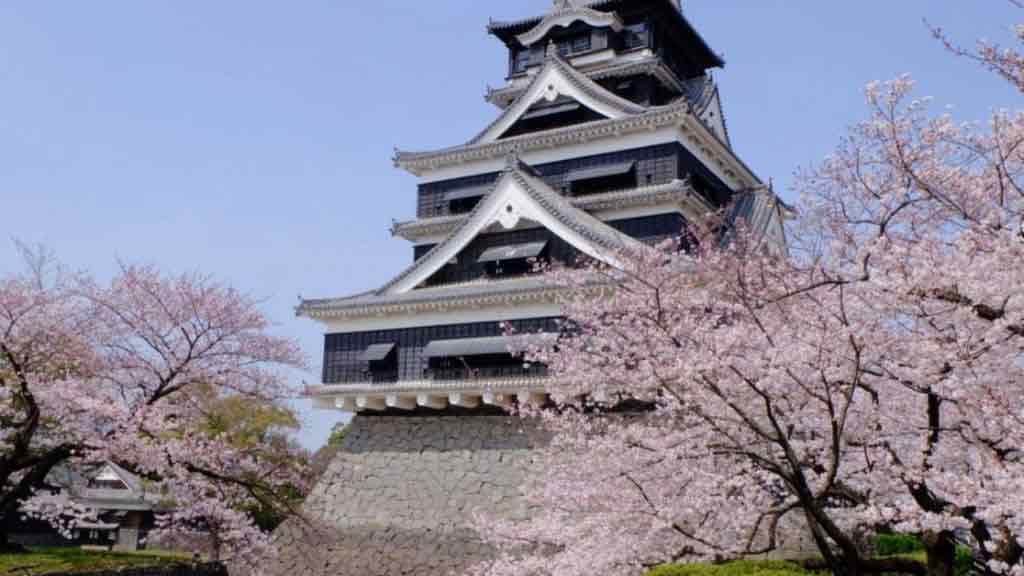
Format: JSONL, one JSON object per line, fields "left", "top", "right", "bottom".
{"left": 474, "top": 9, "right": 1024, "bottom": 576}
{"left": 0, "top": 245, "right": 308, "bottom": 572}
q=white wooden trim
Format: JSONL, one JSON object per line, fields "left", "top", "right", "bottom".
{"left": 384, "top": 172, "right": 631, "bottom": 295}
{"left": 516, "top": 9, "right": 623, "bottom": 46}
{"left": 418, "top": 127, "right": 679, "bottom": 184}
{"left": 415, "top": 124, "right": 759, "bottom": 192}
{"left": 417, "top": 394, "right": 449, "bottom": 410}
{"left": 475, "top": 63, "right": 633, "bottom": 145}
{"left": 318, "top": 302, "right": 562, "bottom": 333}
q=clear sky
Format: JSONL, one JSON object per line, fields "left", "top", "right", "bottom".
{"left": 0, "top": 1, "right": 1018, "bottom": 450}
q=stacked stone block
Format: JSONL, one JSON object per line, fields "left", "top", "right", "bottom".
{"left": 268, "top": 415, "right": 547, "bottom": 576}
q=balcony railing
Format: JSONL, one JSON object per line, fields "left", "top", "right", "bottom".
{"left": 426, "top": 364, "right": 548, "bottom": 382}
{"left": 318, "top": 365, "right": 549, "bottom": 388}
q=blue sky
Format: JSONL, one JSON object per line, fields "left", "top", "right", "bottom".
{"left": 0, "top": 1, "right": 1018, "bottom": 450}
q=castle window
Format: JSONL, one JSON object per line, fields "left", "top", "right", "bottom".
{"left": 623, "top": 22, "right": 649, "bottom": 50}
{"left": 422, "top": 335, "right": 552, "bottom": 381}
{"left": 446, "top": 185, "right": 490, "bottom": 215}
{"left": 572, "top": 35, "right": 591, "bottom": 53}
{"left": 556, "top": 34, "right": 591, "bottom": 57}
{"left": 512, "top": 49, "right": 531, "bottom": 74}
{"left": 479, "top": 240, "right": 548, "bottom": 278}
{"left": 449, "top": 196, "right": 482, "bottom": 215}
{"left": 359, "top": 343, "right": 398, "bottom": 383}
{"left": 567, "top": 162, "right": 636, "bottom": 196}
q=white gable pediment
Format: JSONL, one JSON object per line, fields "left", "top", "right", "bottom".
{"left": 470, "top": 56, "right": 646, "bottom": 146}
{"left": 699, "top": 87, "right": 731, "bottom": 148}
{"left": 380, "top": 160, "right": 646, "bottom": 296}
{"left": 516, "top": 7, "right": 625, "bottom": 47}
{"left": 95, "top": 466, "right": 122, "bottom": 483}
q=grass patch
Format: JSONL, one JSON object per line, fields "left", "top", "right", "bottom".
{"left": 872, "top": 533, "right": 924, "bottom": 557}
{"left": 894, "top": 548, "right": 974, "bottom": 576}
{"left": 0, "top": 547, "right": 187, "bottom": 575}
{"left": 647, "top": 559, "right": 816, "bottom": 576}
{"left": 871, "top": 534, "right": 974, "bottom": 576}
{"left": 647, "top": 541, "right": 975, "bottom": 576}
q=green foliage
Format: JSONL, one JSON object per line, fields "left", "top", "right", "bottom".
{"left": 647, "top": 560, "right": 812, "bottom": 576}
{"left": 872, "top": 533, "right": 925, "bottom": 556}
{"left": 193, "top": 383, "right": 301, "bottom": 449}
{"left": 326, "top": 421, "right": 351, "bottom": 447}
{"left": 0, "top": 547, "right": 187, "bottom": 574}
{"left": 187, "top": 383, "right": 309, "bottom": 532}
{"left": 646, "top": 551, "right": 975, "bottom": 576}
{"left": 309, "top": 421, "right": 352, "bottom": 482}
{"left": 954, "top": 546, "right": 975, "bottom": 576}
{"left": 870, "top": 533, "right": 974, "bottom": 576}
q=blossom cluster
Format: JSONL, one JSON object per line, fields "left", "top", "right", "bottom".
{"left": 473, "top": 14, "right": 1024, "bottom": 576}
{"left": 0, "top": 258, "right": 307, "bottom": 571}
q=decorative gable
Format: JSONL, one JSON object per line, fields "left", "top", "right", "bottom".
{"left": 470, "top": 52, "right": 646, "bottom": 146}
{"left": 89, "top": 465, "right": 129, "bottom": 491}
{"left": 515, "top": 4, "right": 624, "bottom": 47}
{"left": 698, "top": 87, "right": 731, "bottom": 148}
{"left": 498, "top": 98, "right": 608, "bottom": 140}
{"left": 378, "top": 155, "right": 647, "bottom": 296}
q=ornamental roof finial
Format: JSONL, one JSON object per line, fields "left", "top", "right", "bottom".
{"left": 552, "top": 0, "right": 577, "bottom": 10}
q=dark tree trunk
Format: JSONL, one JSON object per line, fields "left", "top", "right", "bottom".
{"left": 923, "top": 531, "right": 956, "bottom": 576}
{"left": 0, "top": 526, "right": 27, "bottom": 553}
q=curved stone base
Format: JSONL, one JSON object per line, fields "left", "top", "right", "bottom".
{"left": 267, "top": 415, "right": 548, "bottom": 576}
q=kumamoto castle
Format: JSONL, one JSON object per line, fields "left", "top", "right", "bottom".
{"left": 269, "top": 1, "right": 790, "bottom": 574}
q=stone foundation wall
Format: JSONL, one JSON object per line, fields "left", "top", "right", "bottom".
{"left": 268, "top": 413, "right": 818, "bottom": 576}
{"left": 267, "top": 415, "right": 548, "bottom": 576}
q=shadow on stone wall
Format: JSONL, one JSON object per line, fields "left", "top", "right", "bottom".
{"left": 34, "top": 562, "right": 226, "bottom": 576}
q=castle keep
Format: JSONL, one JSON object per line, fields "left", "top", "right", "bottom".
{"left": 271, "top": 2, "right": 788, "bottom": 574}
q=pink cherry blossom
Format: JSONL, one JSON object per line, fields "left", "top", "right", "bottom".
{"left": 473, "top": 10, "right": 1024, "bottom": 576}
{"left": 1, "top": 248, "right": 307, "bottom": 574}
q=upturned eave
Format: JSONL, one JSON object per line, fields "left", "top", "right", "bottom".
{"left": 296, "top": 281, "right": 564, "bottom": 321}
{"left": 393, "top": 102, "right": 691, "bottom": 175}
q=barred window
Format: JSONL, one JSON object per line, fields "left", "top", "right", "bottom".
{"left": 512, "top": 49, "right": 531, "bottom": 74}
{"left": 557, "top": 34, "right": 591, "bottom": 57}
{"left": 322, "top": 318, "right": 563, "bottom": 384}
{"left": 623, "top": 23, "right": 649, "bottom": 50}
{"left": 572, "top": 34, "right": 591, "bottom": 53}
{"left": 417, "top": 143, "right": 731, "bottom": 218}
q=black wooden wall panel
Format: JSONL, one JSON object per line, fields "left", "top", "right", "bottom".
{"left": 322, "top": 317, "right": 562, "bottom": 385}
{"left": 416, "top": 144, "right": 733, "bottom": 218}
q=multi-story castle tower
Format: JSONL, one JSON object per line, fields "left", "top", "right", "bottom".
{"left": 271, "top": 2, "right": 789, "bottom": 574}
